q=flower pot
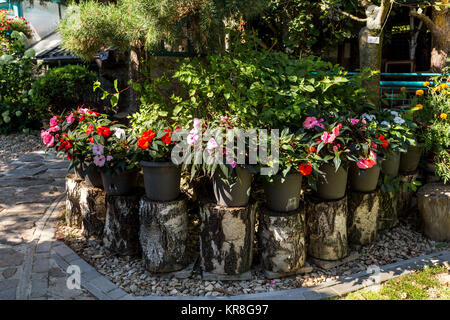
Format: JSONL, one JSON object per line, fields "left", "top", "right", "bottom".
{"left": 101, "top": 170, "right": 138, "bottom": 196}
{"left": 212, "top": 167, "right": 252, "bottom": 207}
{"left": 263, "top": 173, "right": 302, "bottom": 212}
{"left": 399, "top": 143, "right": 424, "bottom": 173}
{"left": 85, "top": 166, "right": 103, "bottom": 188}
{"left": 316, "top": 163, "right": 348, "bottom": 200}
{"left": 74, "top": 165, "right": 84, "bottom": 179}
{"left": 381, "top": 151, "right": 401, "bottom": 177}
{"left": 141, "top": 161, "right": 181, "bottom": 201}
{"left": 349, "top": 163, "right": 381, "bottom": 192}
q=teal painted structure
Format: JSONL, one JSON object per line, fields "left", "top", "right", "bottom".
{"left": 0, "top": 0, "right": 22, "bottom": 16}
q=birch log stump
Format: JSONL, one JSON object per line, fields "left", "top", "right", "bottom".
{"left": 199, "top": 202, "right": 257, "bottom": 275}
{"left": 65, "top": 174, "right": 106, "bottom": 238}
{"left": 258, "top": 206, "right": 307, "bottom": 274}
{"left": 139, "top": 196, "right": 189, "bottom": 273}
{"left": 418, "top": 183, "right": 450, "bottom": 241}
{"left": 377, "top": 190, "right": 398, "bottom": 231}
{"left": 103, "top": 193, "right": 142, "bottom": 256}
{"left": 305, "top": 196, "right": 348, "bottom": 261}
{"left": 397, "top": 171, "right": 419, "bottom": 217}
{"left": 347, "top": 191, "right": 379, "bottom": 245}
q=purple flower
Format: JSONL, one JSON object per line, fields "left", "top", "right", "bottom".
{"left": 92, "top": 144, "right": 104, "bottom": 155}
{"left": 93, "top": 155, "right": 106, "bottom": 167}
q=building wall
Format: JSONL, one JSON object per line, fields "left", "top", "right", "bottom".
{"left": 22, "top": 2, "right": 65, "bottom": 44}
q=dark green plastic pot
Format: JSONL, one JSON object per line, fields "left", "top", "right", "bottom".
{"left": 101, "top": 170, "right": 138, "bottom": 196}
{"left": 212, "top": 167, "right": 252, "bottom": 207}
{"left": 317, "top": 163, "right": 348, "bottom": 200}
{"left": 85, "top": 166, "right": 103, "bottom": 188}
{"left": 399, "top": 143, "right": 424, "bottom": 173}
{"left": 141, "top": 161, "right": 181, "bottom": 201}
{"left": 263, "top": 173, "right": 302, "bottom": 212}
{"left": 381, "top": 151, "right": 401, "bottom": 177}
{"left": 74, "top": 165, "right": 84, "bottom": 179}
{"left": 349, "top": 163, "right": 381, "bottom": 192}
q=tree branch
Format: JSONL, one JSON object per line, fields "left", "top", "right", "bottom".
{"left": 375, "top": 0, "right": 393, "bottom": 27}
{"left": 410, "top": 10, "right": 442, "bottom": 37}
{"left": 321, "top": 2, "right": 368, "bottom": 22}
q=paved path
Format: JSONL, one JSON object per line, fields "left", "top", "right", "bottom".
{"left": 0, "top": 151, "right": 94, "bottom": 300}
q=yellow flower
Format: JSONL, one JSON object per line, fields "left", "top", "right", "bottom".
{"left": 440, "top": 113, "right": 448, "bottom": 120}
{"left": 416, "top": 89, "right": 424, "bottom": 96}
{"left": 441, "top": 83, "right": 448, "bottom": 90}
{"left": 416, "top": 104, "right": 423, "bottom": 110}
{"left": 400, "top": 87, "right": 406, "bottom": 92}
{"left": 423, "top": 81, "right": 430, "bottom": 87}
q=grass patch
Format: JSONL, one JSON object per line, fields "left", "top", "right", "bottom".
{"left": 335, "top": 264, "right": 450, "bottom": 300}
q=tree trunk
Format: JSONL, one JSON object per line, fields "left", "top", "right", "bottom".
{"left": 258, "top": 207, "right": 307, "bottom": 274}
{"left": 417, "top": 182, "right": 450, "bottom": 241}
{"left": 103, "top": 194, "right": 142, "bottom": 256}
{"left": 348, "top": 191, "right": 379, "bottom": 245}
{"left": 139, "top": 196, "right": 189, "bottom": 273}
{"left": 65, "top": 174, "right": 106, "bottom": 239}
{"left": 377, "top": 190, "right": 398, "bottom": 230}
{"left": 305, "top": 196, "right": 348, "bottom": 261}
{"left": 199, "top": 202, "right": 257, "bottom": 275}
{"left": 430, "top": 8, "right": 450, "bottom": 72}
{"left": 359, "top": 26, "right": 382, "bottom": 107}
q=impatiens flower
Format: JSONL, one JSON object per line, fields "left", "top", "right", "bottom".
{"left": 66, "top": 113, "right": 75, "bottom": 124}
{"left": 356, "top": 151, "right": 377, "bottom": 169}
{"left": 67, "top": 153, "right": 73, "bottom": 161}
{"left": 193, "top": 118, "right": 202, "bottom": 130}
{"left": 350, "top": 118, "right": 359, "bottom": 125}
{"left": 226, "top": 156, "right": 237, "bottom": 168}
{"left": 332, "top": 126, "right": 340, "bottom": 137}
{"left": 303, "top": 116, "right": 319, "bottom": 129}
{"left": 143, "top": 129, "right": 156, "bottom": 141}
{"left": 93, "top": 155, "right": 106, "bottom": 167}
{"left": 321, "top": 131, "right": 336, "bottom": 144}
{"left": 92, "top": 144, "right": 104, "bottom": 155}
{"left": 78, "top": 108, "right": 89, "bottom": 114}
{"left": 393, "top": 117, "right": 405, "bottom": 124}
{"left": 206, "top": 138, "right": 219, "bottom": 153}
{"left": 97, "top": 126, "right": 111, "bottom": 138}
{"left": 106, "top": 155, "right": 113, "bottom": 161}
{"left": 309, "top": 146, "right": 316, "bottom": 152}
{"left": 161, "top": 128, "right": 173, "bottom": 144}
{"left": 114, "top": 128, "right": 126, "bottom": 139}
{"left": 49, "top": 116, "right": 59, "bottom": 127}
{"left": 137, "top": 137, "right": 150, "bottom": 150}
{"left": 86, "top": 125, "right": 94, "bottom": 135}
{"left": 47, "top": 126, "right": 60, "bottom": 133}
{"left": 41, "top": 130, "right": 54, "bottom": 147}
{"left": 187, "top": 129, "right": 200, "bottom": 145}
{"left": 87, "top": 110, "right": 100, "bottom": 116}
{"left": 379, "top": 135, "right": 389, "bottom": 148}
{"left": 298, "top": 162, "right": 312, "bottom": 176}
{"left": 333, "top": 145, "right": 339, "bottom": 152}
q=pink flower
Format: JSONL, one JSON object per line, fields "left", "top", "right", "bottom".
{"left": 66, "top": 113, "right": 75, "bottom": 124}
{"left": 92, "top": 144, "right": 104, "bottom": 155}
{"left": 321, "top": 131, "right": 336, "bottom": 144}
{"left": 350, "top": 118, "right": 359, "bottom": 125}
{"left": 187, "top": 129, "right": 200, "bottom": 145}
{"left": 47, "top": 126, "right": 60, "bottom": 133}
{"left": 226, "top": 157, "right": 237, "bottom": 168}
{"left": 49, "top": 116, "right": 59, "bottom": 127}
{"left": 193, "top": 118, "right": 201, "bottom": 130}
{"left": 356, "top": 158, "right": 372, "bottom": 169}
{"left": 332, "top": 125, "right": 340, "bottom": 137}
{"left": 93, "top": 155, "right": 106, "bottom": 167}
{"left": 79, "top": 108, "right": 89, "bottom": 114}
{"left": 369, "top": 150, "right": 377, "bottom": 164}
{"left": 333, "top": 145, "right": 339, "bottom": 152}
{"left": 106, "top": 155, "right": 113, "bottom": 161}
{"left": 206, "top": 138, "right": 219, "bottom": 154}
{"left": 41, "top": 130, "right": 54, "bottom": 147}
{"left": 220, "top": 115, "right": 230, "bottom": 122}
{"left": 303, "top": 117, "right": 319, "bottom": 129}
{"left": 371, "top": 142, "right": 378, "bottom": 149}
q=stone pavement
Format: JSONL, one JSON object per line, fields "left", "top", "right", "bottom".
{"left": 0, "top": 151, "right": 94, "bottom": 300}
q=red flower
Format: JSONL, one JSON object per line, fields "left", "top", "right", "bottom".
{"left": 137, "top": 136, "right": 150, "bottom": 150}
{"left": 379, "top": 135, "right": 389, "bottom": 148}
{"left": 97, "top": 126, "right": 111, "bottom": 138}
{"left": 309, "top": 146, "right": 316, "bottom": 152}
{"left": 161, "top": 128, "right": 173, "bottom": 144}
{"left": 67, "top": 153, "right": 73, "bottom": 161}
{"left": 298, "top": 162, "right": 313, "bottom": 176}
{"left": 142, "top": 129, "right": 156, "bottom": 142}
{"left": 86, "top": 125, "right": 94, "bottom": 135}
{"left": 89, "top": 137, "right": 93, "bottom": 143}
{"left": 87, "top": 110, "right": 100, "bottom": 116}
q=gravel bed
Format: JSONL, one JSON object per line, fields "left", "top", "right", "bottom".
{"left": 56, "top": 211, "right": 449, "bottom": 298}
{"left": 0, "top": 133, "right": 43, "bottom": 165}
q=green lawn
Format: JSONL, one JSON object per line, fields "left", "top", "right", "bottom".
{"left": 335, "top": 264, "right": 450, "bottom": 300}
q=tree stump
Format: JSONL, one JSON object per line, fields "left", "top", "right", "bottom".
{"left": 199, "top": 202, "right": 257, "bottom": 275}
{"left": 258, "top": 206, "right": 307, "bottom": 275}
{"left": 139, "top": 196, "right": 189, "bottom": 273}
{"left": 305, "top": 196, "right": 348, "bottom": 261}
{"left": 65, "top": 174, "right": 106, "bottom": 238}
{"left": 347, "top": 191, "right": 379, "bottom": 245}
{"left": 397, "top": 171, "right": 419, "bottom": 217}
{"left": 418, "top": 183, "right": 450, "bottom": 241}
{"left": 103, "top": 193, "right": 142, "bottom": 256}
{"left": 377, "top": 190, "right": 398, "bottom": 231}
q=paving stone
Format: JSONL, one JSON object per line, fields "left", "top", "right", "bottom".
{"left": 264, "top": 263, "right": 313, "bottom": 280}
{"left": 107, "top": 287, "right": 128, "bottom": 300}
{"left": 2, "top": 267, "right": 17, "bottom": 279}
{"left": 0, "top": 279, "right": 18, "bottom": 299}
{"left": 309, "top": 252, "right": 360, "bottom": 270}
{"left": 30, "top": 278, "right": 48, "bottom": 298}
{"left": 18, "top": 153, "right": 45, "bottom": 162}
{"left": 87, "top": 276, "right": 118, "bottom": 293}
{"left": 36, "top": 242, "right": 52, "bottom": 254}
{"left": 0, "top": 248, "right": 24, "bottom": 267}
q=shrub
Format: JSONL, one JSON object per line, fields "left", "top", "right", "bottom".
{"left": 31, "top": 64, "right": 98, "bottom": 118}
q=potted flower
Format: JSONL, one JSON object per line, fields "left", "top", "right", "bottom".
{"left": 304, "top": 114, "right": 351, "bottom": 200}
{"left": 377, "top": 109, "right": 414, "bottom": 177}
{"left": 132, "top": 120, "right": 182, "bottom": 201}
{"left": 346, "top": 114, "right": 384, "bottom": 192}
{"left": 187, "top": 118, "right": 254, "bottom": 207}
{"left": 261, "top": 128, "right": 316, "bottom": 212}
{"left": 87, "top": 117, "right": 139, "bottom": 196}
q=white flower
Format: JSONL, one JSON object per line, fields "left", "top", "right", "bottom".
{"left": 361, "top": 113, "right": 377, "bottom": 122}
{"left": 114, "top": 128, "right": 126, "bottom": 139}
{"left": 390, "top": 110, "right": 399, "bottom": 117}
{"left": 381, "top": 121, "right": 391, "bottom": 128}
{"left": 393, "top": 117, "right": 405, "bottom": 124}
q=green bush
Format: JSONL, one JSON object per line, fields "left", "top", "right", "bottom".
{"left": 0, "top": 31, "right": 35, "bottom": 134}
{"left": 31, "top": 64, "right": 98, "bottom": 118}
